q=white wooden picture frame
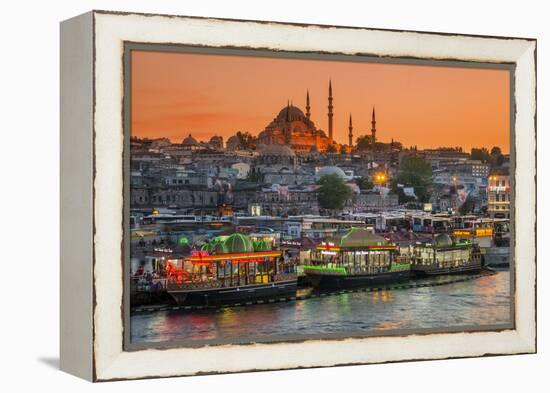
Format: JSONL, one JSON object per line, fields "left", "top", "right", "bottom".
{"left": 60, "top": 10, "right": 536, "bottom": 381}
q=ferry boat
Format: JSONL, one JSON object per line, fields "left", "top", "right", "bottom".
{"left": 166, "top": 233, "right": 297, "bottom": 306}
{"left": 411, "top": 233, "right": 483, "bottom": 276}
{"left": 451, "top": 218, "right": 494, "bottom": 248}
{"left": 452, "top": 218, "right": 510, "bottom": 267}
{"left": 303, "top": 227, "right": 410, "bottom": 291}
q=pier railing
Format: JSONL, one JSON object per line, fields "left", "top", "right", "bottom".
{"left": 274, "top": 273, "right": 297, "bottom": 282}
{"left": 130, "top": 277, "right": 168, "bottom": 293}
{"left": 166, "top": 272, "right": 298, "bottom": 291}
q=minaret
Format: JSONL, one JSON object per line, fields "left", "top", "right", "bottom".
{"left": 285, "top": 100, "right": 291, "bottom": 144}
{"left": 348, "top": 113, "right": 353, "bottom": 148}
{"left": 306, "top": 90, "right": 311, "bottom": 119}
{"left": 371, "top": 106, "right": 377, "bottom": 143}
{"left": 286, "top": 100, "right": 291, "bottom": 121}
{"left": 328, "top": 80, "right": 334, "bottom": 141}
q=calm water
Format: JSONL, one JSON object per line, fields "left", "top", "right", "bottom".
{"left": 131, "top": 270, "right": 511, "bottom": 344}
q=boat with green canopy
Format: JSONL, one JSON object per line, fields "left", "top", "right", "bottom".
{"left": 304, "top": 227, "right": 410, "bottom": 291}
{"left": 166, "top": 233, "right": 297, "bottom": 306}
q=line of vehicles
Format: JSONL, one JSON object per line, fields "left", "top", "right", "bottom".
{"left": 344, "top": 211, "right": 509, "bottom": 240}
{"left": 134, "top": 209, "right": 509, "bottom": 243}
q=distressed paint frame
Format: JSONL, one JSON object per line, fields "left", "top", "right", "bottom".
{"left": 60, "top": 10, "right": 536, "bottom": 381}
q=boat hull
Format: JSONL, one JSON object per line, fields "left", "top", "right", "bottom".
{"left": 167, "top": 279, "right": 297, "bottom": 307}
{"left": 297, "top": 274, "right": 313, "bottom": 288}
{"left": 484, "top": 247, "right": 510, "bottom": 267}
{"left": 306, "top": 270, "right": 411, "bottom": 291}
{"left": 411, "top": 263, "right": 482, "bottom": 276}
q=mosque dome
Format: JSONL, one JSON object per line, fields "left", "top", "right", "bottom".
{"left": 276, "top": 105, "right": 307, "bottom": 122}
{"left": 182, "top": 134, "right": 199, "bottom": 147}
{"left": 259, "top": 144, "right": 296, "bottom": 157}
{"left": 316, "top": 166, "right": 348, "bottom": 180}
{"left": 256, "top": 91, "right": 333, "bottom": 153}
{"left": 434, "top": 233, "right": 454, "bottom": 248}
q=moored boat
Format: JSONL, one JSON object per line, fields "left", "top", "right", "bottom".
{"left": 484, "top": 246, "right": 510, "bottom": 267}
{"left": 166, "top": 233, "right": 297, "bottom": 306}
{"left": 411, "top": 233, "right": 483, "bottom": 276}
{"left": 304, "top": 227, "right": 410, "bottom": 291}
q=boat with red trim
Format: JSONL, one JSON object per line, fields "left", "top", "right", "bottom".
{"left": 166, "top": 233, "right": 297, "bottom": 306}
{"left": 304, "top": 227, "right": 410, "bottom": 291}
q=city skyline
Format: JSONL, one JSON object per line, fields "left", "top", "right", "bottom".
{"left": 131, "top": 50, "right": 510, "bottom": 153}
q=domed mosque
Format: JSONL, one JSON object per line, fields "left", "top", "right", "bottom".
{"left": 315, "top": 165, "right": 350, "bottom": 181}
{"left": 252, "top": 142, "right": 315, "bottom": 185}
{"left": 257, "top": 144, "right": 297, "bottom": 167}
{"left": 257, "top": 82, "right": 338, "bottom": 153}
{"left": 181, "top": 134, "right": 201, "bottom": 151}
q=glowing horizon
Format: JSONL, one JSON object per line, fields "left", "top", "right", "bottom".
{"left": 131, "top": 50, "right": 510, "bottom": 153}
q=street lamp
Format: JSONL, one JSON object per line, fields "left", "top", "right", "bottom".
{"left": 374, "top": 172, "right": 387, "bottom": 186}
{"left": 373, "top": 172, "right": 389, "bottom": 210}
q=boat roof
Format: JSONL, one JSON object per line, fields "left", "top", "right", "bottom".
{"left": 326, "top": 227, "right": 391, "bottom": 249}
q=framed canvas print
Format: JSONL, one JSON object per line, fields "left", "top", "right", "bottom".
{"left": 60, "top": 10, "right": 537, "bottom": 381}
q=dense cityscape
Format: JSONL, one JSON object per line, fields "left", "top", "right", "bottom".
{"left": 129, "top": 81, "right": 511, "bottom": 343}
{"left": 130, "top": 83, "right": 510, "bottom": 221}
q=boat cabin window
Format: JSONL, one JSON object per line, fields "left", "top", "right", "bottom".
{"left": 494, "top": 222, "right": 510, "bottom": 233}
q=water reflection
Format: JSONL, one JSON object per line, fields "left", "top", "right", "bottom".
{"left": 131, "top": 270, "right": 511, "bottom": 344}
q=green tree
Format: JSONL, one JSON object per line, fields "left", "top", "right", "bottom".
{"left": 236, "top": 131, "right": 257, "bottom": 150}
{"left": 326, "top": 144, "right": 337, "bottom": 153}
{"left": 470, "top": 147, "right": 490, "bottom": 162}
{"left": 246, "top": 170, "right": 262, "bottom": 183}
{"left": 340, "top": 144, "right": 348, "bottom": 154}
{"left": 393, "top": 188, "right": 417, "bottom": 204}
{"left": 459, "top": 195, "right": 476, "bottom": 215}
{"left": 355, "top": 135, "right": 372, "bottom": 151}
{"left": 317, "top": 174, "right": 353, "bottom": 211}
{"left": 355, "top": 176, "right": 374, "bottom": 190}
{"left": 390, "top": 140, "right": 403, "bottom": 150}
{"left": 489, "top": 146, "right": 504, "bottom": 168}
{"left": 392, "top": 155, "right": 433, "bottom": 203}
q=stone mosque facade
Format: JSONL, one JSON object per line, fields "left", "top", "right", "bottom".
{"left": 257, "top": 81, "right": 340, "bottom": 154}
{"left": 257, "top": 104, "right": 332, "bottom": 153}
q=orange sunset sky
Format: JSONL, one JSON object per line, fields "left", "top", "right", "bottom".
{"left": 131, "top": 50, "right": 510, "bottom": 153}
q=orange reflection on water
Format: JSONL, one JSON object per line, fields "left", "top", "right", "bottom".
{"left": 473, "top": 274, "right": 505, "bottom": 296}
{"left": 369, "top": 290, "right": 394, "bottom": 303}
{"left": 375, "top": 320, "right": 406, "bottom": 330}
